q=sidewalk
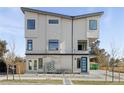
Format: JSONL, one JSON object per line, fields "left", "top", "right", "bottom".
{"left": 0, "top": 70, "right": 124, "bottom": 81}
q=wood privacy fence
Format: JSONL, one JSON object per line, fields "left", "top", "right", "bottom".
{"left": 100, "top": 66, "right": 124, "bottom": 73}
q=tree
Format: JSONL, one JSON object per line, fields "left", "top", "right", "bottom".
{"left": 4, "top": 41, "right": 16, "bottom": 80}
{"left": 110, "top": 43, "right": 119, "bottom": 82}
{"left": 91, "top": 40, "right": 109, "bottom": 66}
{"left": 9, "top": 41, "right": 16, "bottom": 80}
{"left": 90, "top": 40, "right": 110, "bottom": 81}
{"left": 0, "top": 39, "right": 8, "bottom": 57}
{"left": 0, "top": 39, "right": 8, "bottom": 79}
{"left": 4, "top": 52, "right": 12, "bottom": 80}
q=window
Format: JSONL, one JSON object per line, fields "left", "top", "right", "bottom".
{"left": 49, "top": 40, "right": 59, "bottom": 51}
{"left": 89, "top": 20, "right": 97, "bottom": 30}
{"left": 77, "top": 58, "right": 80, "bottom": 69}
{"left": 34, "top": 60, "right": 37, "bottom": 70}
{"left": 27, "top": 40, "right": 33, "bottom": 51}
{"left": 38, "top": 58, "right": 43, "bottom": 69}
{"left": 27, "top": 19, "right": 35, "bottom": 29}
{"left": 78, "top": 40, "right": 87, "bottom": 51}
{"left": 28, "top": 60, "right": 32, "bottom": 70}
{"left": 49, "top": 19, "right": 59, "bottom": 24}
{"left": 78, "top": 44, "right": 82, "bottom": 50}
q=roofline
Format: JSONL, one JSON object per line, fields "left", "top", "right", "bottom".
{"left": 73, "top": 12, "right": 104, "bottom": 19}
{"left": 21, "top": 7, "right": 72, "bottom": 19}
{"left": 21, "top": 7, "right": 104, "bottom": 19}
{"left": 25, "top": 53, "right": 89, "bottom": 55}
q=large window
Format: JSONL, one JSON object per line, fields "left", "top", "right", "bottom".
{"left": 77, "top": 58, "right": 80, "bottom": 69}
{"left": 27, "top": 40, "right": 33, "bottom": 51}
{"left": 49, "top": 40, "right": 59, "bottom": 51}
{"left": 38, "top": 58, "right": 43, "bottom": 69}
{"left": 34, "top": 60, "right": 37, "bottom": 70}
{"left": 27, "top": 19, "right": 35, "bottom": 30}
{"left": 89, "top": 20, "right": 97, "bottom": 30}
{"left": 78, "top": 40, "right": 87, "bottom": 51}
{"left": 28, "top": 60, "right": 32, "bottom": 70}
{"left": 49, "top": 19, "right": 59, "bottom": 24}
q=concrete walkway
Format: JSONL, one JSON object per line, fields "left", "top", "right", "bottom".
{"left": 63, "top": 74, "right": 73, "bottom": 85}
{"left": 63, "top": 78, "right": 73, "bottom": 85}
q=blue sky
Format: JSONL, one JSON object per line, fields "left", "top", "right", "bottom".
{"left": 0, "top": 7, "right": 124, "bottom": 57}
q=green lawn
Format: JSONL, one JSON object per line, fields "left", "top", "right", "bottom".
{"left": 0, "top": 79, "right": 62, "bottom": 85}
{"left": 72, "top": 80, "right": 124, "bottom": 85}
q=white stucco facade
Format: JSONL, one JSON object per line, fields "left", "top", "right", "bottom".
{"left": 21, "top": 7, "right": 103, "bottom": 74}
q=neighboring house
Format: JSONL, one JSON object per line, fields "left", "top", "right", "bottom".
{"left": 21, "top": 7, "right": 103, "bottom": 74}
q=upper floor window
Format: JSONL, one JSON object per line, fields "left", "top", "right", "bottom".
{"left": 49, "top": 19, "right": 59, "bottom": 24}
{"left": 27, "top": 19, "right": 35, "bottom": 30}
{"left": 89, "top": 20, "right": 97, "bottom": 30}
{"left": 27, "top": 40, "right": 33, "bottom": 51}
{"left": 49, "top": 40, "right": 59, "bottom": 51}
{"left": 78, "top": 40, "right": 87, "bottom": 51}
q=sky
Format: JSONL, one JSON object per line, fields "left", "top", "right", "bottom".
{"left": 0, "top": 7, "right": 124, "bottom": 57}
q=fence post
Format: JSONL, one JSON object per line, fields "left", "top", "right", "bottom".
{"left": 118, "top": 66, "right": 120, "bottom": 82}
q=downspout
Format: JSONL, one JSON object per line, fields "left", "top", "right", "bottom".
{"left": 71, "top": 17, "right": 74, "bottom": 73}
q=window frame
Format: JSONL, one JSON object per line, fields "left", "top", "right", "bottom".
{"left": 82, "top": 41, "right": 87, "bottom": 51}
{"left": 78, "top": 40, "right": 87, "bottom": 51}
{"left": 77, "top": 58, "right": 81, "bottom": 69}
{"left": 48, "top": 19, "right": 59, "bottom": 24}
{"left": 27, "top": 19, "right": 35, "bottom": 30}
{"left": 27, "top": 40, "right": 33, "bottom": 51}
{"left": 28, "top": 60, "right": 32, "bottom": 70}
{"left": 38, "top": 58, "right": 43, "bottom": 69}
{"left": 34, "top": 60, "right": 37, "bottom": 70}
{"left": 48, "top": 40, "right": 59, "bottom": 51}
{"left": 89, "top": 20, "right": 97, "bottom": 30}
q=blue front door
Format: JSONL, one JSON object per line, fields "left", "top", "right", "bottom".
{"left": 80, "top": 57, "right": 87, "bottom": 72}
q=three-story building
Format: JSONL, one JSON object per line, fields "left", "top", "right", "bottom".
{"left": 21, "top": 7, "right": 103, "bottom": 73}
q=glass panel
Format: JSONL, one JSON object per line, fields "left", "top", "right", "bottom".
{"left": 28, "top": 60, "right": 32, "bottom": 70}
{"left": 82, "top": 41, "right": 87, "bottom": 51}
{"left": 27, "top": 40, "right": 33, "bottom": 51}
{"left": 78, "top": 45, "right": 82, "bottom": 50}
{"left": 80, "top": 57, "right": 87, "bottom": 72}
{"left": 38, "top": 58, "right": 43, "bottom": 69}
{"left": 89, "top": 20, "right": 97, "bottom": 30}
{"left": 78, "top": 40, "right": 87, "bottom": 51}
{"left": 49, "top": 40, "right": 59, "bottom": 51}
{"left": 34, "top": 60, "right": 37, "bottom": 70}
{"left": 77, "top": 58, "right": 80, "bottom": 68}
{"left": 49, "top": 19, "right": 59, "bottom": 24}
{"left": 27, "top": 19, "right": 35, "bottom": 29}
